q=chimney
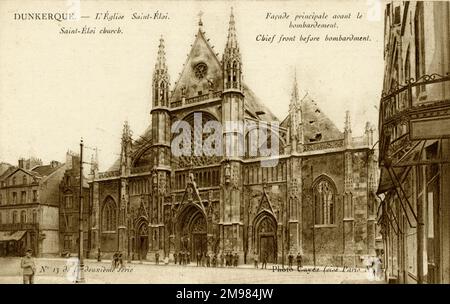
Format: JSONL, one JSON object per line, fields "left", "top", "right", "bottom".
{"left": 18, "top": 158, "right": 25, "bottom": 169}
{"left": 50, "top": 160, "right": 60, "bottom": 168}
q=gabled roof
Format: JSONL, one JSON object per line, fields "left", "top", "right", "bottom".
{"left": 243, "top": 84, "right": 279, "bottom": 122}
{"left": 170, "top": 28, "right": 223, "bottom": 102}
{"left": 0, "top": 166, "right": 15, "bottom": 181}
{"left": 32, "top": 164, "right": 62, "bottom": 177}
{"left": 281, "top": 93, "right": 343, "bottom": 143}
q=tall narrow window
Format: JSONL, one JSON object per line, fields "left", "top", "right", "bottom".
{"left": 314, "top": 178, "right": 336, "bottom": 225}
{"left": 32, "top": 210, "right": 37, "bottom": 223}
{"left": 21, "top": 210, "right": 26, "bottom": 223}
{"left": 12, "top": 211, "right": 18, "bottom": 224}
{"left": 65, "top": 194, "right": 73, "bottom": 209}
{"left": 12, "top": 192, "right": 17, "bottom": 204}
{"left": 33, "top": 190, "right": 37, "bottom": 202}
{"left": 102, "top": 197, "right": 117, "bottom": 232}
{"left": 22, "top": 176, "right": 27, "bottom": 185}
{"left": 21, "top": 191, "right": 26, "bottom": 204}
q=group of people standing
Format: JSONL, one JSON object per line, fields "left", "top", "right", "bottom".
{"left": 111, "top": 251, "right": 125, "bottom": 270}
{"left": 172, "top": 251, "right": 191, "bottom": 265}
{"left": 172, "top": 251, "right": 240, "bottom": 267}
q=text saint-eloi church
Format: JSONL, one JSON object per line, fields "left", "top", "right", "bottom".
{"left": 88, "top": 10, "right": 380, "bottom": 266}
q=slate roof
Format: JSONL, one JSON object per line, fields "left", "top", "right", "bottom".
{"left": 281, "top": 93, "right": 343, "bottom": 143}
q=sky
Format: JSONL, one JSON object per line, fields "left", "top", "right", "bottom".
{"left": 0, "top": 0, "right": 385, "bottom": 171}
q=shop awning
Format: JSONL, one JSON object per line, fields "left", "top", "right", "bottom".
{"left": 0, "top": 231, "right": 27, "bottom": 242}
{"left": 376, "top": 166, "right": 409, "bottom": 194}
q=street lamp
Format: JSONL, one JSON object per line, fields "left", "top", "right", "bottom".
{"left": 76, "top": 138, "right": 85, "bottom": 283}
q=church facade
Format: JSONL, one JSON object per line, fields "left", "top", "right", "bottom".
{"left": 88, "top": 11, "right": 380, "bottom": 266}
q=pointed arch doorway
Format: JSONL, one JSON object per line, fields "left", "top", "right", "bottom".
{"left": 254, "top": 212, "right": 277, "bottom": 263}
{"left": 177, "top": 204, "right": 208, "bottom": 258}
{"left": 136, "top": 219, "right": 149, "bottom": 260}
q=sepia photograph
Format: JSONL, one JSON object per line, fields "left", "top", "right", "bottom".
{"left": 0, "top": 0, "right": 449, "bottom": 288}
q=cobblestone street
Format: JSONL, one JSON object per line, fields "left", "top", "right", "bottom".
{"left": 0, "top": 258, "right": 383, "bottom": 284}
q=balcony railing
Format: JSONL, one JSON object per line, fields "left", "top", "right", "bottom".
{"left": 97, "top": 170, "right": 120, "bottom": 179}
{"left": 303, "top": 139, "right": 344, "bottom": 152}
{"left": 380, "top": 73, "right": 450, "bottom": 127}
{"left": 170, "top": 91, "right": 222, "bottom": 108}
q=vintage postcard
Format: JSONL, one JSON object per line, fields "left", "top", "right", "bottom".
{"left": 0, "top": 0, "right": 449, "bottom": 287}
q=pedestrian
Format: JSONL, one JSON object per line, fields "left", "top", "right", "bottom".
{"left": 174, "top": 251, "right": 178, "bottom": 265}
{"left": 288, "top": 252, "right": 294, "bottom": 269}
{"left": 296, "top": 252, "right": 302, "bottom": 269}
{"left": 97, "top": 248, "right": 102, "bottom": 262}
{"left": 262, "top": 252, "right": 268, "bottom": 269}
{"left": 118, "top": 252, "right": 124, "bottom": 269}
{"left": 112, "top": 252, "right": 118, "bottom": 270}
{"left": 206, "top": 252, "right": 211, "bottom": 267}
{"left": 21, "top": 249, "right": 36, "bottom": 284}
{"left": 233, "top": 252, "right": 238, "bottom": 267}
{"left": 178, "top": 251, "right": 182, "bottom": 265}
{"left": 219, "top": 252, "right": 224, "bottom": 268}
{"left": 187, "top": 252, "right": 191, "bottom": 265}
{"left": 374, "top": 255, "right": 383, "bottom": 281}
{"left": 155, "top": 251, "right": 160, "bottom": 265}
{"left": 212, "top": 253, "right": 217, "bottom": 267}
{"left": 253, "top": 251, "right": 259, "bottom": 269}
{"left": 196, "top": 251, "right": 201, "bottom": 267}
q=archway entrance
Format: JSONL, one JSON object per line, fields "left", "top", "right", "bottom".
{"left": 254, "top": 213, "right": 277, "bottom": 263}
{"left": 136, "top": 220, "right": 149, "bottom": 260}
{"left": 177, "top": 204, "right": 207, "bottom": 259}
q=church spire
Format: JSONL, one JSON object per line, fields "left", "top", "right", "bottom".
{"left": 154, "top": 35, "right": 167, "bottom": 73}
{"left": 225, "top": 7, "right": 238, "bottom": 50}
{"left": 152, "top": 36, "right": 170, "bottom": 108}
{"left": 290, "top": 70, "right": 300, "bottom": 108}
{"left": 289, "top": 72, "right": 303, "bottom": 151}
{"left": 223, "top": 7, "right": 242, "bottom": 91}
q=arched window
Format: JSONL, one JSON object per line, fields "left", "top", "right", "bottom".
{"left": 21, "top": 210, "right": 26, "bottom": 223}
{"left": 314, "top": 177, "right": 336, "bottom": 225}
{"left": 32, "top": 210, "right": 37, "bottom": 223}
{"left": 102, "top": 197, "right": 116, "bottom": 232}
{"left": 22, "top": 176, "right": 27, "bottom": 185}
{"left": 12, "top": 177, "right": 16, "bottom": 186}
{"left": 12, "top": 211, "right": 18, "bottom": 224}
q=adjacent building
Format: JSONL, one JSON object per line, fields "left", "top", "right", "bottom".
{"left": 0, "top": 158, "right": 65, "bottom": 257}
{"left": 89, "top": 10, "right": 380, "bottom": 266}
{"left": 377, "top": 1, "right": 450, "bottom": 283}
{"left": 59, "top": 152, "right": 90, "bottom": 257}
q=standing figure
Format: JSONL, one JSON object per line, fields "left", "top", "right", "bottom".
{"left": 21, "top": 249, "right": 36, "bottom": 284}
{"left": 288, "top": 252, "right": 294, "bottom": 269}
{"left": 155, "top": 252, "right": 160, "bottom": 265}
{"left": 233, "top": 252, "right": 239, "bottom": 267}
{"left": 97, "top": 248, "right": 102, "bottom": 262}
{"left": 196, "top": 251, "right": 201, "bottom": 267}
{"left": 112, "top": 252, "right": 119, "bottom": 270}
{"left": 219, "top": 252, "right": 224, "bottom": 268}
{"left": 178, "top": 251, "right": 183, "bottom": 265}
{"left": 187, "top": 252, "right": 191, "bottom": 265}
{"left": 174, "top": 251, "right": 178, "bottom": 265}
{"left": 206, "top": 253, "right": 211, "bottom": 267}
{"left": 296, "top": 252, "right": 303, "bottom": 270}
{"left": 118, "top": 252, "right": 124, "bottom": 269}
{"left": 261, "top": 252, "right": 268, "bottom": 269}
{"left": 212, "top": 253, "right": 217, "bottom": 267}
